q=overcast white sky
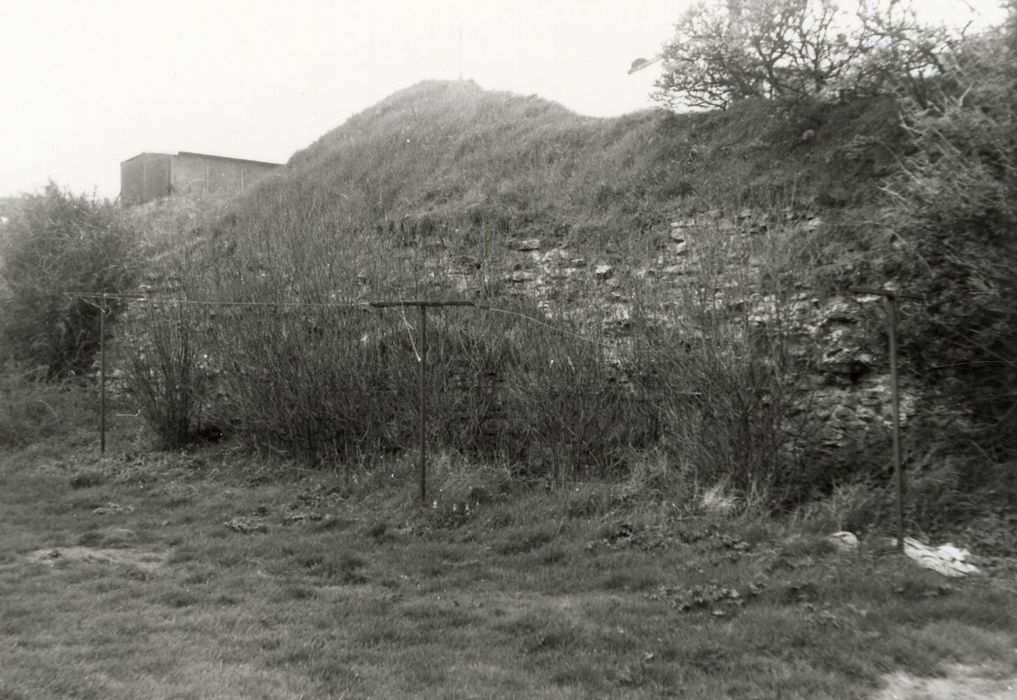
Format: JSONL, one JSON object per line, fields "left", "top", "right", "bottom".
{"left": 0, "top": 0, "right": 1007, "bottom": 200}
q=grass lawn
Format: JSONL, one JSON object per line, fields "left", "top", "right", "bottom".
{"left": 2, "top": 439, "right": 1016, "bottom": 699}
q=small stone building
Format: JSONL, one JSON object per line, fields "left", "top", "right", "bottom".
{"left": 120, "top": 151, "right": 281, "bottom": 205}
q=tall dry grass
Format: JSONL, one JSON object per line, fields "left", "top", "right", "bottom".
{"left": 0, "top": 365, "right": 97, "bottom": 448}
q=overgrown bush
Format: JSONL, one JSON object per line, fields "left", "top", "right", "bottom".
{"left": 213, "top": 306, "right": 419, "bottom": 462}
{"left": 119, "top": 300, "right": 213, "bottom": 449}
{"left": 500, "top": 311, "right": 660, "bottom": 483}
{"left": 117, "top": 171, "right": 833, "bottom": 510}
{"left": 641, "top": 288, "right": 823, "bottom": 504}
{"left": 140, "top": 215, "right": 514, "bottom": 463}
{"left": 0, "top": 184, "right": 138, "bottom": 378}
{"left": 883, "top": 14, "right": 1017, "bottom": 461}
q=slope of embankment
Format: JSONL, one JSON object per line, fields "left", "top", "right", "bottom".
{"left": 224, "top": 79, "right": 899, "bottom": 270}
{"left": 133, "top": 79, "right": 1002, "bottom": 525}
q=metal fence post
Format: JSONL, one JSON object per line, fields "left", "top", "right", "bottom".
{"left": 419, "top": 303, "right": 428, "bottom": 506}
{"left": 99, "top": 292, "right": 107, "bottom": 454}
{"left": 885, "top": 294, "right": 905, "bottom": 554}
{"left": 849, "top": 287, "right": 922, "bottom": 554}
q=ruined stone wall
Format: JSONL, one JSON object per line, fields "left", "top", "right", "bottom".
{"left": 435, "top": 207, "right": 924, "bottom": 468}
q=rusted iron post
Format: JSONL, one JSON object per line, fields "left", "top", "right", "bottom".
{"left": 419, "top": 304, "right": 428, "bottom": 505}
{"left": 885, "top": 294, "right": 905, "bottom": 554}
{"left": 99, "top": 293, "right": 107, "bottom": 454}
{"left": 369, "top": 300, "right": 475, "bottom": 505}
{"left": 850, "top": 287, "right": 922, "bottom": 554}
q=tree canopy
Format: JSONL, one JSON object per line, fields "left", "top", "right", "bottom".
{"left": 653, "top": 0, "right": 950, "bottom": 110}
{"left": 0, "top": 184, "right": 138, "bottom": 378}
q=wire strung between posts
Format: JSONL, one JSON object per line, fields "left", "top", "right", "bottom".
{"left": 67, "top": 292, "right": 370, "bottom": 311}
{"left": 65, "top": 292, "right": 609, "bottom": 346}
{"left": 83, "top": 286, "right": 1014, "bottom": 359}
{"left": 845, "top": 288, "right": 1016, "bottom": 376}
{"left": 473, "top": 302, "right": 611, "bottom": 347}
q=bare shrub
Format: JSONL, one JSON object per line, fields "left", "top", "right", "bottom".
{"left": 499, "top": 309, "right": 660, "bottom": 484}
{"left": 213, "top": 306, "right": 418, "bottom": 463}
{"left": 632, "top": 214, "right": 826, "bottom": 505}
{"left": 646, "top": 314, "right": 815, "bottom": 504}
{"left": 119, "top": 300, "right": 212, "bottom": 449}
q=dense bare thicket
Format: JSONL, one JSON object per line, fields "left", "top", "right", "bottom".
{"left": 120, "top": 300, "right": 212, "bottom": 449}
{"left": 884, "top": 12, "right": 1017, "bottom": 464}
{"left": 117, "top": 186, "right": 829, "bottom": 509}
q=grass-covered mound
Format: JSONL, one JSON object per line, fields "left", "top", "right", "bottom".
{"left": 226, "top": 79, "right": 898, "bottom": 259}
{"left": 117, "top": 22, "right": 1015, "bottom": 524}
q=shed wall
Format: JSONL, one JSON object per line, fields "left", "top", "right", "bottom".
{"left": 120, "top": 154, "right": 172, "bottom": 205}
{"left": 171, "top": 154, "right": 277, "bottom": 197}
{"left": 121, "top": 152, "right": 279, "bottom": 205}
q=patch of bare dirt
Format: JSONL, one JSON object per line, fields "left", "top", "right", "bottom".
{"left": 876, "top": 663, "right": 1017, "bottom": 699}
{"left": 25, "top": 546, "right": 168, "bottom": 572}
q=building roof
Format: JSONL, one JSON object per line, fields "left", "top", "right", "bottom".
{"left": 176, "top": 151, "right": 282, "bottom": 167}
{"left": 120, "top": 151, "right": 283, "bottom": 167}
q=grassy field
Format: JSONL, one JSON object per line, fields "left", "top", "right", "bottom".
{"left": 2, "top": 428, "right": 1016, "bottom": 699}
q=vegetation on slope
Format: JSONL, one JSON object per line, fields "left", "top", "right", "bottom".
{"left": 1, "top": 6, "right": 1016, "bottom": 696}
{"left": 884, "top": 21, "right": 1017, "bottom": 461}
{"left": 5, "top": 7, "right": 1015, "bottom": 530}
{"left": 115, "top": 80, "right": 913, "bottom": 507}
{"left": 236, "top": 79, "right": 899, "bottom": 253}
{"left": 106, "top": 50, "right": 1014, "bottom": 521}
